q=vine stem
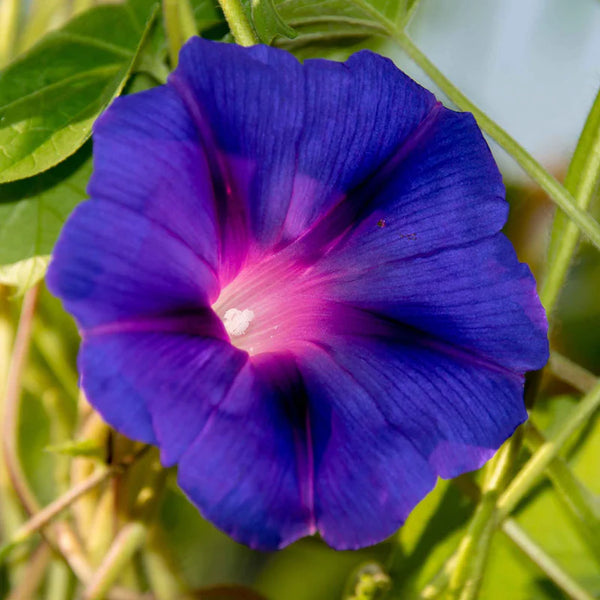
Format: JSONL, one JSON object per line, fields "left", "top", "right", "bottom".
{"left": 0, "top": 287, "right": 22, "bottom": 545}
{"left": 498, "top": 377, "right": 600, "bottom": 518}
{"left": 541, "top": 84, "right": 600, "bottom": 314}
{"left": 0, "top": 449, "right": 148, "bottom": 562}
{"left": 162, "top": 0, "right": 198, "bottom": 67}
{"left": 83, "top": 522, "right": 148, "bottom": 600}
{"left": 523, "top": 423, "right": 600, "bottom": 566}
{"left": 548, "top": 351, "right": 597, "bottom": 393}
{"left": 0, "top": 286, "right": 146, "bottom": 599}
{"left": 6, "top": 543, "right": 51, "bottom": 600}
{"left": 441, "top": 477, "right": 596, "bottom": 600}
{"left": 1, "top": 286, "right": 41, "bottom": 516}
{"left": 218, "top": 0, "right": 259, "bottom": 46}
{"left": 390, "top": 31, "right": 600, "bottom": 252}
{"left": 0, "top": 0, "right": 19, "bottom": 67}
{"left": 445, "top": 434, "right": 521, "bottom": 600}
{"left": 502, "top": 520, "right": 594, "bottom": 600}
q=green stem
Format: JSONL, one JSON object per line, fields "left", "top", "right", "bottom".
{"left": 162, "top": 0, "right": 198, "bottom": 67}
{"left": 0, "top": 0, "right": 19, "bottom": 67}
{"left": 218, "top": 0, "right": 259, "bottom": 46}
{"left": 0, "top": 288, "right": 23, "bottom": 545}
{"left": 142, "top": 545, "right": 182, "bottom": 600}
{"left": 1, "top": 286, "right": 41, "bottom": 516}
{"left": 45, "top": 559, "right": 73, "bottom": 600}
{"left": 541, "top": 85, "right": 600, "bottom": 314}
{"left": 53, "top": 522, "right": 148, "bottom": 600}
{"left": 0, "top": 446, "right": 148, "bottom": 562}
{"left": 32, "top": 323, "right": 78, "bottom": 403}
{"left": 448, "top": 477, "right": 597, "bottom": 600}
{"left": 501, "top": 519, "right": 595, "bottom": 600}
{"left": 548, "top": 351, "right": 597, "bottom": 394}
{"left": 420, "top": 555, "right": 457, "bottom": 599}
{"left": 523, "top": 423, "right": 600, "bottom": 566}
{"left": 0, "top": 467, "right": 115, "bottom": 561}
{"left": 399, "top": 0, "right": 426, "bottom": 28}
{"left": 445, "top": 436, "right": 520, "bottom": 600}
{"left": 83, "top": 522, "right": 147, "bottom": 600}
{"left": 446, "top": 493, "right": 497, "bottom": 600}
{"left": 391, "top": 31, "right": 600, "bottom": 252}
{"left": 498, "top": 378, "right": 600, "bottom": 518}
{"left": 396, "top": 0, "right": 409, "bottom": 20}
{"left": 6, "top": 543, "right": 51, "bottom": 600}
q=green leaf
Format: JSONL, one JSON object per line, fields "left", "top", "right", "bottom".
{"left": 270, "top": 0, "right": 395, "bottom": 58}
{"left": 44, "top": 438, "right": 105, "bottom": 459}
{"left": 343, "top": 562, "right": 391, "bottom": 600}
{"left": 250, "top": 0, "right": 297, "bottom": 44}
{"left": 275, "top": 0, "right": 395, "bottom": 37}
{"left": 276, "top": 0, "right": 400, "bottom": 24}
{"left": 0, "top": 0, "right": 159, "bottom": 184}
{"left": 0, "top": 145, "right": 91, "bottom": 272}
{"left": 191, "top": 0, "right": 225, "bottom": 32}
{"left": 0, "top": 255, "right": 49, "bottom": 296}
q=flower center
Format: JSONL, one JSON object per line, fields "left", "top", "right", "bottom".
{"left": 222, "top": 308, "right": 255, "bottom": 337}
{"left": 212, "top": 255, "right": 327, "bottom": 356}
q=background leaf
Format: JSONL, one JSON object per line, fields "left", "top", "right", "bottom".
{"left": 274, "top": 0, "right": 397, "bottom": 50}
{"left": 191, "top": 0, "right": 226, "bottom": 32}
{"left": 0, "top": 0, "right": 158, "bottom": 183}
{"left": 0, "top": 256, "right": 49, "bottom": 296}
{"left": 0, "top": 145, "right": 91, "bottom": 269}
{"left": 250, "top": 0, "right": 297, "bottom": 44}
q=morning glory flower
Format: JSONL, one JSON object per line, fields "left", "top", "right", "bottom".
{"left": 47, "top": 39, "right": 548, "bottom": 550}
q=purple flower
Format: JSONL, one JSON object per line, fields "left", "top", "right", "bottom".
{"left": 47, "top": 39, "right": 548, "bottom": 550}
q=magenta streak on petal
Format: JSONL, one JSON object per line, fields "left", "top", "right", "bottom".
{"left": 84, "top": 310, "right": 229, "bottom": 342}
{"left": 168, "top": 73, "right": 250, "bottom": 284}
{"left": 212, "top": 253, "right": 332, "bottom": 355}
{"left": 207, "top": 107, "right": 446, "bottom": 355}
{"left": 282, "top": 102, "right": 444, "bottom": 265}
{"left": 320, "top": 299, "right": 528, "bottom": 392}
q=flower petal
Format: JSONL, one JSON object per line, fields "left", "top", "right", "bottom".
{"left": 171, "top": 40, "right": 436, "bottom": 261}
{"left": 300, "top": 106, "right": 508, "bottom": 258}
{"left": 89, "top": 85, "right": 220, "bottom": 271}
{"left": 80, "top": 333, "right": 316, "bottom": 549}
{"left": 46, "top": 200, "right": 219, "bottom": 329}
{"left": 316, "top": 233, "right": 548, "bottom": 374}
{"left": 177, "top": 352, "right": 316, "bottom": 550}
{"left": 79, "top": 329, "right": 244, "bottom": 462}
{"left": 296, "top": 332, "right": 527, "bottom": 549}
{"left": 300, "top": 105, "right": 547, "bottom": 374}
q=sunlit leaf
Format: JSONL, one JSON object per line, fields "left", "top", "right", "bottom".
{"left": 0, "top": 145, "right": 91, "bottom": 272}
{"left": 0, "top": 0, "right": 158, "bottom": 183}
{"left": 0, "top": 255, "right": 49, "bottom": 296}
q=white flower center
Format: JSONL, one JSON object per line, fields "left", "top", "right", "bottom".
{"left": 222, "top": 308, "right": 255, "bottom": 337}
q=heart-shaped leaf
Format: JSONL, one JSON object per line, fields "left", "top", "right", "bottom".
{"left": 0, "top": 0, "right": 158, "bottom": 183}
